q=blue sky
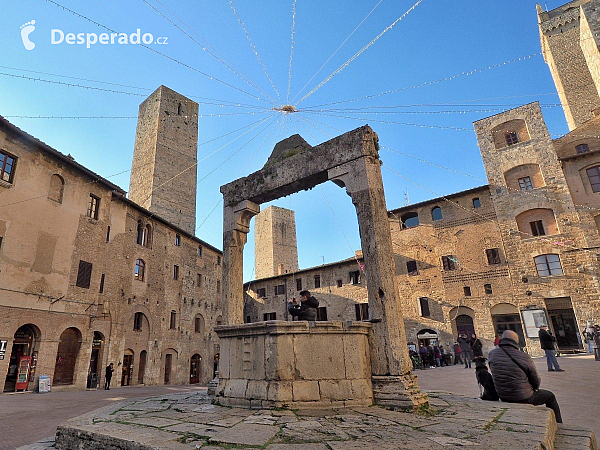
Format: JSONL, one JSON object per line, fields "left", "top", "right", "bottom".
{"left": 0, "top": 0, "right": 570, "bottom": 281}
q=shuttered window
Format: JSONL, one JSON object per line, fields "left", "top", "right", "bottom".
{"left": 76, "top": 260, "right": 92, "bottom": 288}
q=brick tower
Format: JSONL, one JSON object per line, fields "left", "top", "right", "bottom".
{"left": 254, "top": 206, "right": 299, "bottom": 279}
{"left": 537, "top": 0, "right": 600, "bottom": 130}
{"left": 129, "top": 85, "right": 198, "bottom": 234}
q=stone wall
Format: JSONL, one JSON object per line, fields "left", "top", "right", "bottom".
{"left": 254, "top": 206, "right": 299, "bottom": 279}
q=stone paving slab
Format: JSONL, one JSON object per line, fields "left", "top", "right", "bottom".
{"left": 49, "top": 390, "right": 593, "bottom": 449}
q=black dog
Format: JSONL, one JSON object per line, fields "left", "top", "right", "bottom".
{"left": 474, "top": 357, "right": 499, "bottom": 401}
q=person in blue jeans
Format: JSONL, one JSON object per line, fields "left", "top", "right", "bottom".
{"left": 538, "top": 325, "right": 564, "bottom": 372}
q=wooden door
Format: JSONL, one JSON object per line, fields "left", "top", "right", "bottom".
{"left": 138, "top": 351, "right": 147, "bottom": 384}
{"left": 164, "top": 354, "right": 172, "bottom": 384}
{"left": 122, "top": 353, "right": 134, "bottom": 386}
{"left": 190, "top": 354, "right": 200, "bottom": 384}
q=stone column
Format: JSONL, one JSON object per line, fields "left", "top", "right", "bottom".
{"left": 222, "top": 200, "right": 260, "bottom": 325}
{"left": 329, "top": 152, "right": 428, "bottom": 410}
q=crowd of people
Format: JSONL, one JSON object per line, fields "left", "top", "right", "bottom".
{"left": 409, "top": 333, "right": 484, "bottom": 370}
{"left": 583, "top": 321, "right": 600, "bottom": 360}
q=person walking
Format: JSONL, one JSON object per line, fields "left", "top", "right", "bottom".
{"left": 471, "top": 333, "right": 484, "bottom": 359}
{"left": 288, "top": 290, "right": 319, "bottom": 321}
{"left": 104, "top": 363, "right": 114, "bottom": 390}
{"left": 539, "top": 325, "right": 564, "bottom": 372}
{"left": 453, "top": 342, "right": 463, "bottom": 365}
{"left": 458, "top": 334, "right": 472, "bottom": 368}
{"left": 583, "top": 321, "right": 595, "bottom": 354}
{"left": 489, "top": 330, "right": 562, "bottom": 423}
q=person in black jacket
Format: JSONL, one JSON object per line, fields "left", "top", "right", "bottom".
{"left": 457, "top": 334, "right": 472, "bottom": 368}
{"left": 104, "top": 363, "right": 114, "bottom": 390}
{"left": 489, "top": 330, "right": 562, "bottom": 423}
{"left": 539, "top": 325, "right": 564, "bottom": 372}
{"left": 288, "top": 290, "right": 319, "bottom": 321}
{"left": 471, "top": 333, "right": 484, "bottom": 358}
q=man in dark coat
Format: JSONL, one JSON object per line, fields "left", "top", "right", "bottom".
{"left": 288, "top": 290, "right": 319, "bottom": 321}
{"left": 539, "top": 325, "right": 564, "bottom": 372}
{"left": 471, "top": 333, "right": 484, "bottom": 358}
{"left": 453, "top": 342, "right": 463, "bottom": 365}
{"left": 104, "top": 363, "right": 114, "bottom": 390}
{"left": 489, "top": 330, "right": 562, "bottom": 423}
{"left": 458, "top": 334, "right": 472, "bottom": 368}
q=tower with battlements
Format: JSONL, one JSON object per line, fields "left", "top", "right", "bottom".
{"left": 254, "top": 206, "right": 299, "bottom": 279}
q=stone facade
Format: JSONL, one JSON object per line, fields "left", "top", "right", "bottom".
{"left": 0, "top": 88, "right": 221, "bottom": 394}
{"left": 254, "top": 206, "right": 299, "bottom": 279}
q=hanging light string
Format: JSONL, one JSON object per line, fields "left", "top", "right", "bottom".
{"left": 303, "top": 52, "right": 541, "bottom": 109}
{"left": 286, "top": 0, "right": 298, "bottom": 104}
{"left": 299, "top": 105, "right": 561, "bottom": 116}
{"left": 291, "top": 0, "right": 386, "bottom": 104}
{"left": 43, "top": 0, "right": 274, "bottom": 105}
{"left": 295, "top": 0, "right": 425, "bottom": 107}
{"left": 3, "top": 111, "right": 271, "bottom": 120}
{"left": 229, "top": 0, "right": 283, "bottom": 105}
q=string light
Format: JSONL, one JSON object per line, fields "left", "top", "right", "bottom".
{"left": 287, "top": 0, "right": 298, "bottom": 104}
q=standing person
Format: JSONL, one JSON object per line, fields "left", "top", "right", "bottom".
{"left": 288, "top": 290, "right": 319, "bottom": 321}
{"left": 426, "top": 344, "right": 435, "bottom": 368}
{"left": 489, "top": 330, "right": 562, "bottom": 423}
{"left": 418, "top": 344, "right": 429, "bottom": 369}
{"left": 494, "top": 334, "right": 501, "bottom": 347}
{"left": 539, "top": 325, "right": 564, "bottom": 372}
{"left": 584, "top": 321, "right": 596, "bottom": 355}
{"left": 458, "top": 334, "right": 472, "bottom": 368}
{"left": 471, "top": 333, "right": 484, "bottom": 358}
{"left": 453, "top": 341, "right": 463, "bottom": 365}
{"left": 439, "top": 345, "right": 449, "bottom": 366}
{"left": 433, "top": 345, "right": 441, "bottom": 367}
{"left": 104, "top": 363, "right": 114, "bottom": 390}
{"left": 593, "top": 325, "right": 600, "bottom": 361}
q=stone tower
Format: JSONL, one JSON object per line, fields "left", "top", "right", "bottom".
{"left": 537, "top": 0, "right": 600, "bottom": 130}
{"left": 129, "top": 85, "right": 198, "bottom": 234}
{"left": 254, "top": 206, "right": 299, "bottom": 279}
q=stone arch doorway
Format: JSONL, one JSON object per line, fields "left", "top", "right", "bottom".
{"left": 449, "top": 306, "right": 476, "bottom": 338}
{"left": 4, "top": 324, "right": 41, "bottom": 392}
{"left": 490, "top": 303, "right": 525, "bottom": 348}
{"left": 138, "top": 350, "right": 147, "bottom": 384}
{"left": 190, "top": 354, "right": 201, "bottom": 384}
{"left": 87, "top": 331, "right": 104, "bottom": 389}
{"left": 53, "top": 327, "right": 82, "bottom": 386}
{"left": 416, "top": 329, "right": 438, "bottom": 347}
{"left": 163, "top": 349, "right": 178, "bottom": 385}
{"left": 122, "top": 349, "right": 134, "bottom": 386}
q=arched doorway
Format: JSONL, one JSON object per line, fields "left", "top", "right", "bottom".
{"left": 53, "top": 327, "right": 82, "bottom": 386}
{"left": 87, "top": 331, "right": 104, "bottom": 389}
{"left": 490, "top": 303, "right": 525, "bottom": 348}
{"left": 190, "top": 354, "right": 201, "bottom": 384}
{"left": 122, "top": 349, "right": 134, "bottom": 386}
{"left": 138, "top": 350, "right": 147, "bottom": 384}
{"left": 163, "top": 349, "right": 178, "bottom": 385}
{"left": 416, "top": 329, "right": 438, "bottom": 346}
{"left": 4, "top": 324, "right": 41, "bottom": 392}
{"left": 449, "top": 306, "right": 476, "bottom": 339}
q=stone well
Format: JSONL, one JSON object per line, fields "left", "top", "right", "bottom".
{"left": 215, "top": 320, "right": 373, "bottom": 409}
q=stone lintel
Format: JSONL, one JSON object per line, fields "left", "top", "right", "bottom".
{"left": 215, "top": 320, "right": 371, "bottom": 338}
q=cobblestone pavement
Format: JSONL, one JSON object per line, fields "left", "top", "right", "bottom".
{"left": 416, "top": 353, "right": 599, "bottom": 440}
{"left": 38, "top": 389, "right": 583, "bottom": 449}
{"left": 0, "top": 384, "right": 206, "bottom": 449}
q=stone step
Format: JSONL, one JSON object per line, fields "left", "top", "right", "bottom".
{"left": 553, "top": 424, "right": 598, "bottom": 450}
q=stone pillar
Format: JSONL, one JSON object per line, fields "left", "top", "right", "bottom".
{"left": 329, "top": 153, "right": 428, "bottom": 410}
{"left": 222, "top": 200, "right": 260, "bottom": 325}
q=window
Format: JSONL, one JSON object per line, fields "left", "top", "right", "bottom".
{"left": 484, "top": 283, "right": 493, "bottom": 295}
{"left": 505, "top": 132, "right": 519, "bottom": 146}
{"left": 135, "top": 259, "right": 145, "bottom": 281}
{"left": 472, "top": 197, "right": 481, "bottom": 208}
{"left": 217, "top": 256, "right": 221, "bottom": 265}
{"left": 257, "top": 288, "right": 266, "bottom": 298}
{"left": 170, "top": 310, "right": 176, "bottom": 329}
{"left": 587, "top": 166, "right": 600, "bottom": 193}
{"left": 431, "top": 206, "right": 443, "bottom": 221}
{"left": 314, "top": 275, "right": 321, "bottom": 288}
{"left": 0, "top": 150, "right": 16, "bottom": 183}
{"left": 401, "top": 212, "right": 419, "bottom": 229}
{"left": 87, "top": 194, "right": 100, "bottom": 219}
{"left": 349, "top": 270, "right": 360, "bottom": 285}
{"left": 173, "top": 265, "right": 179, "bottom": 280}
{"left": 406, "top": 260, "right": 418, "bottom": 276}
{"left": 106, "top": 226, "right": 111, "bottom": 243}
{"left": 194, "top": 316, "right": 204, "bottom": 333}
{"left": 263, "top": 312, "right": 277, "bottom": 321}
{"left": 134, "top": 312, "right": 143, "bottom": 331}
{"left": 316, "top": 307, "right": 328, "bottom": 321}
{"left": 197, "top": 273, "right": 202, "bottom": 288}
{"left": 198, "top": 246, "right": 202, "bottom": 257}
{"left": 76, "top": 260, "right": 93, "bottom": 289}
{"left": 442, "top": 255, "right": 456, "bottom": 271}
{"left": 136, "top": 221, "right": 145, "bottom": 245}
{"left": 355, "top": 303, "right": 369, "bottom": 321}
{"left": 530, "top": 220, "right": 545, "bottom": 237}
{"left": 177, "top": 102, "right": 182, "bottom": 115}
{"left": 216, "top": 280, "right": 221, "bottom": 294}
{"left": 99, "top": 274, "right": 105, "bottom": 293}
{"left": 337, "top": 279, "right": 342, "bottom": 288}
{"left": 0, "top": 236, "right": 3, "bottom": 250}
{"left": 463, "top": 286, "right": 471, "bottom": 296}
{"left": 535, "top": 254, "right": 563, "bottom": 277}
{"left": 48, "top": 174, "right": 65, "bottom": 203}
{"left": 274, "top": 284, "right": 285, "bottom": 295}
{"left": 296, "top": 278, "right": 302, "bottom": 291}
{"left": 576, "top": 143, "right": 590, "bottom": 154}
{"left": 518, "top": 176, "right": 533, "bottom": 191}
{"left": 175, "top": 234, "right": 181, "bottom": 246}
{"left": 419, "top": 297, "right": 430, "bottom": 317}
{"left": 486, "top": 248, "right": 501, "bottom": 265}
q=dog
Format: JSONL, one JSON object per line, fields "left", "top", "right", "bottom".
{"left": 474, "top": 357, "right": 499, "bottom": 401}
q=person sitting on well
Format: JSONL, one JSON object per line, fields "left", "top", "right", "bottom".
{"left": 288, "top": 290, "right": 319, "bottom": 321}
{"left": 488, "top": 330, "right": 562, "bottom": 423}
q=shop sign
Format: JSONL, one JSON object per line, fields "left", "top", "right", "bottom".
{"left": 417, "top": 332, "right": 438, "bottom": 339}
{"left": 0, "top": 340, "right": 6, "bottom": 360}
{"left": 521, "top": 308, "right": 548, "bottom": 338}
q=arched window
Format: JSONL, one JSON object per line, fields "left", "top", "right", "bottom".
{"left": 401, "top": 212, "right": 419, "bottom": 229}
{"left": 431, "top": 207, "right": 442, "bottom": 221}
{"left": 48, "top": 174, "right": 65, "bottom": 203}
{"left": 491, "top": 119, "right": 530, "bottom": 150}
{"left": 144, "top": 224, "right": 152, "bottom": 248}
{"left": 504, "top": 164, "right": 544, "bottom": 191}
{"left": 177, "top": 102, "right": 182, "bottom": 116}
{"left": 515, "top": 208, "right": 558, "bottom": 238}
{"left": 170, "top": 310, "right": 177, "bottom": 329}
{"left": 194, "top": 314, "right": 205, "bottom": 334}
{"left": 136, "top": 221, "right": 144, "bottom": 245}
{"left": 135, "top": 259, "right": 145, "bottom": 281}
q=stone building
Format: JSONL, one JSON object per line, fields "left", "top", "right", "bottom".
{"left": 0, "top": 86, "right": 223, "bottom": 394}
{"left": 244, "top": 0, "right": 600, "bottom": 357}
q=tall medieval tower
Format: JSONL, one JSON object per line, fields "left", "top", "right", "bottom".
{"left": 254, "top": 206, "right": 299, "bottom": 279}
{"left": 537, "top": 0, "right": 600, "bottom": 130}
{"left": 129, "top": 85, "right": 198, "bottom": 234}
